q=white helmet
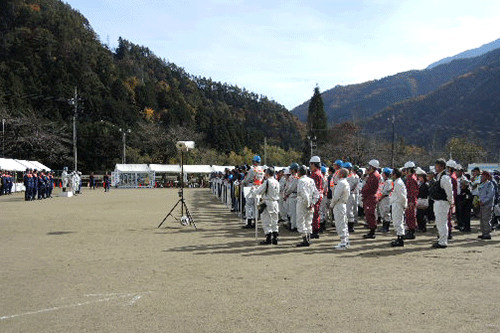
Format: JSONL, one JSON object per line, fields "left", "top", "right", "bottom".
{"left": 368, "top": 159, "right": 379, "bottom": 168}
{"left": 404, "top": 161, "right": 416, "bottom": 169}
{"left": 309, "top": 156, "right": 321, "bottom": 164}
{"left": 446, "top": 159, "right": 457, "bottom": 169}
{"left": 284, "top": 167, "right": 291, "bottom": 175}
{"left": 415, "top": 167, "right": 426, "bottom": 175}
{"left": 455, "top": 163, "right": 463, "bottom": 171}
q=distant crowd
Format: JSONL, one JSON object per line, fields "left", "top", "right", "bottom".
{"left": 210, "top": 156, "right": 499, "bottom": 249}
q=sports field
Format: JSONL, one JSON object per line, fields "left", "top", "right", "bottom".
{"left": 1, "top": 188, "right": 499, "bottom": 332}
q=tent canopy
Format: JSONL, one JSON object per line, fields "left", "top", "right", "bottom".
{"left": 0, "top": 158, "right": 27, "bottom": 172}
{"left": 115, "top": 164, "right": 151, "bottom": 172}
{"left": 183, "top": 165, "right": 214, "bottom": 174}
{"left": 149, "top": 164, "right": 181, "bottom": 173}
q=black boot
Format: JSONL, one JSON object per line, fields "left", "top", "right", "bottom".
{"left": 260, "top": 233, "right": 272, "bottom": 245}
{"left": 391, "top": 235, "right": 404, "bottom": 247}
{"left": 310, "top": 231, "right": 319, "bottom": 239}
{"left": 404, "top": 229, "right": 416, "bottom": 239}
{"left": 363, "top": 228, "right": 376, "bottom": 239}
{"left": 319, "top": 222, "right": 326, "bottom": 233}
{"left": 272, "top": 232, "right": 279, "bottom": 245}
{"left": 242, "top": 219, "right": 254, "bottom": 229}
{"left": 348, "top": 222, "right": 355, "bottom": 233}
{"left": 296, "top": 235, "right": 310, "bottom": 247}
{"left": 381, "top": 221, "right": 390, "bottom": 233}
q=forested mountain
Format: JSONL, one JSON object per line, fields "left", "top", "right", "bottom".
{"left": 427, "top": 37, "right": 500, "bottom": 69}
{"left": 362, "top": 55, "right": 500, "bottom": 149}
{"left": 291, "top": 44, "right": 500, "bottom": 126}
{"left": 0, "top": 0, "right": 303, "bottom": 172}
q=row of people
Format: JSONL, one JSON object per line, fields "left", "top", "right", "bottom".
{"left": 1, "top": 171, "right": 15, "bottom": 195}
{"left": 23, "top": 169, "right": 55, "bottom": 201}
{"left": 212, "top": 155, "right": 499, "bottom": 250}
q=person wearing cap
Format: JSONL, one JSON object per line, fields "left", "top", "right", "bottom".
{"left": 319, "top": 165, "right": 329, "bottom": 232}
{"left": 284, "top": 163, "right": 300, "bottom": 231}
{"left": 378, "top": 167, "right": 393, "bottom": 233}
{"left": 23, "top": 169, "right": 31, "bottom": 201}
{"left": 296, "top": 165, "right": 320, "bottom": 246}
{"left": 429, "top": 159, "right": 454, "bottom": 248}
{"left": 403, "top": 161, "right": 419, "bottom": 240}
{"left": 446, "top": 160, "right": 458, "bottom": 238}
{"left": 278, "top": 169, "right": 288, "bottom": 222}
{"left": 330, "top": 168, "right": 351, "bottom": 249}
{"left": 309, "top": 156, "right": 324, "bottom": 239}
{"left": 390, "top": 168, "right": 407, "bottom": 247}
{"left": 478, "top": 171, "right": 495, "bottom": 240}
{"left": 329, "top": 160, "right": 343, "bottom": 195}
{"left": 344, "top": 162, "right": 360, "bottom": 233}
{"left": 416, "top": 168, "right": 429, "bottom": 232}
{"left": 361, "top": 160, "right": 381, "bottom": 238}
{"left": 241, "top": 155, "right": 265, "bottom": 229}
{"left": 456, "top": 178, "right": 473, "bottom": 232}
{"left": 248, "top": 167, "right": 280, "bottom": 245}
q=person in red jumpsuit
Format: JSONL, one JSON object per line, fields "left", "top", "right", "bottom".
{"left": 403, "top": 161, "right": 419, "bottom": 239}
{"left": 309, "top": 156, "right": 323, "bottom": 239}
{"left": 446, "top": 160, "right": 458, "bottom": 239}
{"left": 361, "top": 160, "right": 381, "bottom": 239}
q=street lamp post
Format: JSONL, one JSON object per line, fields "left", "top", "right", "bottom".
{"left": 69, "top": 87, "right": 79, "bottom": 171}
{"left": 119, "top": 128, "right": 131, "bottom": 164}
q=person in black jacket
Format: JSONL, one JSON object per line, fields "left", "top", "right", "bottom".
{"left": 456, "top": 179, "right": 473, "bottom": 232}
{"left": 416, "top": 172, "right": 429, "bottom": 232}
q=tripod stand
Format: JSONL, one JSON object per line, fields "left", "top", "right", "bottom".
{"left": 157, "top": 149, "right": 197, "bottom": 229}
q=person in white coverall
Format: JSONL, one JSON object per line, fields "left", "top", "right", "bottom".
{"left": 278, "top": 169, "right": 289, "bottom": 222}
{"left": 248, "top": 167, "right": 280, "bottom": 245}
{"left": 296, "top": 165, "right": 320, "bottom": 247}
{"left": 284, "top": 163, "right": 300, "bottom": 231}
{"left": 241, "top": 155, "right": 265, "bottom": 229}
{"left": 330, "top": 168, "right": 351, "bottom": 249}
{"left": 390, "top": 168, "right": 407, "bottom": 247}
{"left": 378, "top": 167, "right": 393, "bottom": 233}
{"left": 344, "top": 162, "right": 359, "bottom": 233}
{"left": 429, "top": 159, "right": 454, "bottom": 248}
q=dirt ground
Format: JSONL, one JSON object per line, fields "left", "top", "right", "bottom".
{"left": 1, "top": 187, "right": 499, "bottom": 333}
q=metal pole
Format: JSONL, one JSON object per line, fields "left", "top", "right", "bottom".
{"left": 122, "top": 131, "right": 126, "bottom": 164}
{"left": 2, "top": 119, "right": 4, "bottom": 157}
{"left": 264, "top": 137, "right": 267, "bottom": 166}
{"left": 390, "top": 114, "right": 395, "bottom": 168}
{"left": 73, "top": 87, "right": 78, "bottom": 171}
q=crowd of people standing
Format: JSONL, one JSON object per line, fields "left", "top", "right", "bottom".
{"left": 210, "top": 155, "right": 500, "bottom": 250}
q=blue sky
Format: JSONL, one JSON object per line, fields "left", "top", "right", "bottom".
{"left": 65, "top": 0, "right": 500, "bottom": 110}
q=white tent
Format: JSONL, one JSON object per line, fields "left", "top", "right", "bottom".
{"left": 113, "top": 164, "right": 154, "bottom": 188}
{"left": 115, "top": 164, "right": 151, "bottom": 172}
{"left": 149, "top": 164, "right": 181, "bottom": 173}
{"left": 183, "top": 165, "right": 214, "bottom": 174}
{"left": 212, "top": 165, "right": 235, "bottom": 173}
{"left": 28, "top": 160, "right": 52, "bottom": 171}
{"left": 0, "top": 158, "right": 27, "bottom": 172}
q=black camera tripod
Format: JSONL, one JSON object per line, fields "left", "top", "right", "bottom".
{"left": 157, "top": 150, "right": 197, "bottom": 229}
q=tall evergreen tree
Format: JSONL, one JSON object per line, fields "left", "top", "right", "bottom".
{"left": 307, "top": 86, "right": 328, "bottom": 143}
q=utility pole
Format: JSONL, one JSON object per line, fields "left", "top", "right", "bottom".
{"left": 2, "top": 119, "right": 5, "bottom": 158}
{"left": 390, "top": 113, "right": 395, "bottom": 168}
{"left": 71, "top": 87, "right": 78, "bottom": 171}
{"left": 307, "top": 135, "right": 316, "bottom": 158}
{"left": 264, "top": 137, "right": 267, "bottom": 166}
{"left": 119, "top": 128, "right": 131, "bottom": 164}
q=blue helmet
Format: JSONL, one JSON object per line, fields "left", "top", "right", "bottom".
{"left": 342, "top": 162, "right": 352, "bottom": 169}
{"left": 289, "top": 163, "right": 299, "bottom": 171}
{"left": 252, "top": 155, "right": 261, "bottom": 163}
{"left": 383, "top": 167, "right": 393, "bottom": 175}
{"left": 335, "top": 160, "right": 343, "bottom": 166}
{"left": 321, "top": 166, "right": 327, "bottom": 173}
